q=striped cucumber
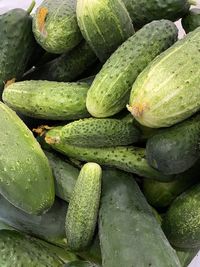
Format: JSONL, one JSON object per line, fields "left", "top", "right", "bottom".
{"left": 66, "top": 163, "right": 102, "bottom": 251}
{"left": 76, "top": 0, "right": 134, "bottom": 62}
{"left": 86, "top": 20, "right": 178, "bottom": 118}
{"left": 3, "top": 81, "right": 90, "bottom": 120}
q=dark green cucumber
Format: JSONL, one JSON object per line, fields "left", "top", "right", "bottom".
{"left": 182, "top": 8, "right": 200, "bottom": 33}
{"left": 66, "top": 163, "right": 102, "bottom": 251}
{"left": 163, "top": 183, "right": 200, "bottom": 249}
{"left": 86, "top": 20, "right": 178, "bottom": 118}
{"left": 76, "top": 0, "right": 134, "bottom": 62}
{"left": 146, "top": 114, "right": 200, "bottom": 175}
{"left": 45, "top": 127, "right": 172, "bottom": 181}
{"left": 60, "top": 118, "right": 141, "bottom": 147}
{"left": 64, "top": 261, "right": 98, "bottom": 267}
{"left": 0, "top": 102, "right": 54, "bottom": 214}
{"left": 33, "top": 0, "right": 82, "bottom": 54}
{"left": 122, "top": 0, "right": 192, "bottom": 29}
{"left": 3, "top": 81, "right": 90, "bottom": 120}
{"left": 99, "top": 168, "right": 181, "bottom": 267}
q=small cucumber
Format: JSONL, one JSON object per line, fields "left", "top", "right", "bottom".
{"left": 60, "top": 118, "right": 141, "bottom": 147}
{"left": 3, "top": 81, "right": 90, "bottom": 120}
{"left": 182, "top": 8, "right": 200, "bottom": 33}
{"left": 66, "top": 163, "right": 102, "bottom": 251}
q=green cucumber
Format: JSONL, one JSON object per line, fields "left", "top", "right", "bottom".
{"left": 129, "top": 27, "right": 200, "bottom": 128}
{"left": 182, "top": 8, "right": 200, "bottom": 33}
{"left": 66, "top": 163, "right": 102, "bottom": 251}
{"left": 76, "top": 0, "right": 134, "bottom": 62}
{"left": 3, "top": 81, "right": 90, "bottom": 120}
{"left": 60, "top": 118, "right": 141, "bottom": 147}
{"left": 146, "top": 114, "right": 200, "bottom": 175}
{"left": 45, "top": 127, "right": 173, "bottom": 181}
{"left": 0, "top": 102, "right": 54, "bottom": 214}
{"left": 99, "top": 168, "right": 181, "bottom": 267}
{"left": 86, "top": 20, "right": 178, "bottom": 118}
{"left": 33, "top": 0, "right": 82, "bottom": 54}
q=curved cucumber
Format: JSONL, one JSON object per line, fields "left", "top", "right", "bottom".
{"left": 129, "top": 27, "right": 200, "bottom": 128}
{"left": 99, "top": 168, "right": 181, "bottom": 267}
{"left": 60, "top": 118, "right": 141, "bottom": 147}
{"left": 76, "top": 0, "right": 134, "bottom": 62}
{"left": 182, "top": 8, "right": 200, "bottom": 33}
{"left": 66, "top": 163, "right": 102, "bottom": 251}
{"left": 3, "top": 81, "right": 90, "bottom": 120}
{"left": 86, "top": 20, "right": 178, "bottom": 118}
{"left": 33, "top": 0, "right": 82, "bottom": 54}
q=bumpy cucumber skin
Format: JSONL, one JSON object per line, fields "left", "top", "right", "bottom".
{"left": 45, "top": 127, "right": 172, "bottom": 181}
{"left": 45, "top": 151, "right": 79, "bottom": 202}
{"left": 33, "top": 0, "right": 82, "bottom": 54}
{"left": 99, "top": 168, "right": 181, "bottom": 267}
{"left": 122, "top": 0, "right": 191, "bottom": 29}
{"left": 86, "top": 20, "right": 178, "bottom": 118}
{"left": 182, "top": 8, "right": 200, "bottom": 33}
{"left": 61, "top": 118, "right": 141, "bottom": 147}
{"left": 3, "top": 81, "right": 90, "bottom": 120}
{"left": 66, "top": 163, "right": 102, "bottom": 251}
{"left": 146, "top": 114, "right": 200, "bottom": 175}
{"left": 129, "top": 27, "right": 200, "bottom": 128}
{"left": 0, "top": 102, "right": 54, "bottom": 214}
{"left": 77, "top": 0, "right": 134, "bottom": 62}
{"left": 0, "top": 230, "right": 63, "bottom": 267}
{"left": 0, "top": 9, "right": 35, "bottom": 92}
{"left": 163, "top": 184, "right": 200, "bottom": 249}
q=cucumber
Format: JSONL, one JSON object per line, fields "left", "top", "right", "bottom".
{"left": 3, "top": 81, "right": 90, "bottom": 120}
{"left": 45, "top": 127, "right": 173, "bottom": 181}
{"left": 182, "top": 8, "right": 200, "bottom": 33}
{"left": 64, "top": 261, "right": 98, "bottom": 267}
{"left": 146, "top": 114, "right": 200, "bottom": 175}
{"left": 60, "top": 118, "right": 141, "bottom": 147}
{"left": 32, "top": 0, "right": 82, "bottom": 54}
{"left": 66, "top": 163, "right": 102, "bottom": 251}
{"left": 45, "top": 151, "right": 79, "bottom": 202}
{"left": 122, "top": 0, "right": 192, "bottom": 29}
{"left": 0, "top": 230, "right": 64, "bottom": 267}
{"left": 0, "top": 102, "right": 54, "bottom": 214}
{"left": 128, "top": 27, "right": 200, "bottom": 128}
{"left": 86, "top": 20, "right": 178, "bottom": 118}
{"left": 25, "top": 41, "right": 97, "bottom": 82}
{"left": 76, "top": 0, "right": 134, "bottom": 62}
{"left": 99, "top": 168, "right": 181, "bottom": 267}
{"left": 163, "top": 183, "right": 200, "bottom": 249}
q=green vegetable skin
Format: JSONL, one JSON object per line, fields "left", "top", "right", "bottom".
{"left": 45, "top": 127, "right": 172, "bottom": 181}
{"left": 33, "top": 0, "right": 82, "bottom": 54}
{"left": 3, "top": 81, "right": 90, "bottom": 120}
{"left": 163, "top": 183, "right": 200, "bottom": 249}
{"left": 129, "top": 27, "right": 200, "bottom": 128}
{"left": 86, "top": 20, "right": 178, "bottom": 118}
{"left": 99, "top": 168, "right": 181, "bottom": 267}
{"left": 60, "top": 118, "right": 141, "bottom": 147}
{"left": 66, "top": 163, "right": 102, "bottom": 251}
{"left": 182, "top": 8, "right": 200, "bottom": 33}
{"left": 146, "top": 114, "right": 200, "bottom": 175}
{"left": 0, "top": 102, "right": 54, "bottom": 214}
{"left": 76, "top": 0, "right": 134, "bottom": 62}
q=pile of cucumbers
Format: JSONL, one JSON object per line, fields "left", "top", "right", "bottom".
{"left": 1, "top": 0, "right": 200, "bottom": 266}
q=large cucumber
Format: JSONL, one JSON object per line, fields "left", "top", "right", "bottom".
{"left": 66, "top": 163, "right": 102, "bottom": 251}
{"left": 129, "top": 27, "right": 200, "bottom": 128}
{"left": 44, "top": 127, "right": 173, "bottom": 181}
{"left": 86, "top": 20, "right": 178, "bottom": 118}
{"left": 146, "top": 114, "right": 200, "bottom": 175}
{"left": 59, "top": 118, "right": 141, "bottom": 147}
{"left": 163, "top": 183, "right": 200, "bottom": 249}
{"left": 0, "top": 102, "right": 54, "bottom": 214}
{"left": 3, "top": 81, "right": 90, "bottom": 120}
{"left": 76, "top": 0, "right": 134, "bottom": 62}
{"left": 32, "top": 0, "right": 82, "bottom": 54}
{"left": 99, "top": 168, "right": 181, "bottom": 267}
